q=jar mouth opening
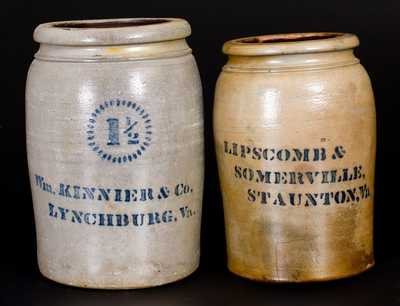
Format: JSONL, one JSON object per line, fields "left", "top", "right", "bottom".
{"left": 52, "top": 19, "right": 170, "bottom": 29}
{"left": 239, "top": 33, "right": 342, "bottom": 44}
{"left": 34, "top": 18, "right": 191, "bottom": 46}
{"left": 223, "top": 32, "right": 359, "bottom": 56}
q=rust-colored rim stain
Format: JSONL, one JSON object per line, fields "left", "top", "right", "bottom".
{"left": 223, "top": 32, "right": 359, "bottom": 56}
{"left": 240, "top": 33, "right": 342, "bottom": 44}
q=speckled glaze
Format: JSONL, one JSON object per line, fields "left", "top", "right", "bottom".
{"left": 26, "top": 18, "right": 204, "bottom": 289}
{"left": 214, "top": 33, "right": 376, "bottom": 282}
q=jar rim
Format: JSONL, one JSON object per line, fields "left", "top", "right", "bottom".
{"left": 223, "top": 32, "right": 359, "bottom": 56}
{"left": 34, "top": 18, "right": 191, "bottom": 46}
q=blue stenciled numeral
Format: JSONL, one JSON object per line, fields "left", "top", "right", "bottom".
{"left": 107, "top": 118, "right": 120, "bottom": 145}
{"left": 124, "top": 117, "right": 139, "bottom": 144}
{"left": 107, "top": 117, "right": 139, "bottom": 146}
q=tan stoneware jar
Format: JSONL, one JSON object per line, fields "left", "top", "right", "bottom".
{"left": 26, "top": 18, "right": 204, "bottom": 289}
{"left": 214, "top": 33, "right": 376, "bottom": 282}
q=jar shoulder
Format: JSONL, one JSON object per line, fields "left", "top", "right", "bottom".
{"left": 27, "top": 54, "right": 199, "bottom": 80}
{"left": 214, "top": 63, "right": 375, "bottom": 123}
{"left": 216, "top": 63, "right": 372, "bottom": 96}
{"left": 26, "top": 54, "right": 201, "bottom": 100}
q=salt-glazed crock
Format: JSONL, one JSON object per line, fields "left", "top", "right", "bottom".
{"left": 214, "top": 33, "right": 376, "bottom": 282}
{"left": 26, "top": 18, "right": 204, "bottom": 289}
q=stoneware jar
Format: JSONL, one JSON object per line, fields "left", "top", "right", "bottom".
{"left": 26, "top": 18, "right": 204, "bottom": 289}
{"left": 214, "top": 33, "right": 376, "bottom": 282}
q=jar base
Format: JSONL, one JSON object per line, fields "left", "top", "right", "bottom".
{"left": 38, "top": 263, "right": 199, "bottom": 289}
{"left": 227, "top": 261, "right": 375, "bottom": 283}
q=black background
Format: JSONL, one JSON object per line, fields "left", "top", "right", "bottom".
{"left": 1, "top": 0, "right": 400, "bottom": 305}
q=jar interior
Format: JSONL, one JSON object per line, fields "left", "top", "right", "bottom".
{"left": 53, "top": 19, "right": 170, "bottom": 29}
{"left": 240, "top": 33, "right": 342, "bottom": 44}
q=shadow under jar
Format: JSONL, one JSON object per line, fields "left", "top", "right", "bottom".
{"left": 213, "top": 33, "right": 376, "bottom": 282}
{"left": 26, "top": 18, "right": 204, "bottom": 289}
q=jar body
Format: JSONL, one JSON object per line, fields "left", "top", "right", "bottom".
{"left": 214, "top": 52, "right": 376, "bottom": 282}
{"left": 26, "top": 50, "right": 204, "bottom": 288}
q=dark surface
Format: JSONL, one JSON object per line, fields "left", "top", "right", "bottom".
{"left": 1, "top": 0, "right": 400, "bottom": 305}
{"left": 2, "top": 259, "right": 400, "bottom": 306}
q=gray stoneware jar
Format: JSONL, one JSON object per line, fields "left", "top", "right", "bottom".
{"left": 26, "top": 18, "right": 204, "bottom": 289}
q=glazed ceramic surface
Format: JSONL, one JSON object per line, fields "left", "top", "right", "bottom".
{"left": 214, "top": 33, "right": 376, "bottom": 282}
{"left": 26, "top": 18, "right": 204, "bottom": 289}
